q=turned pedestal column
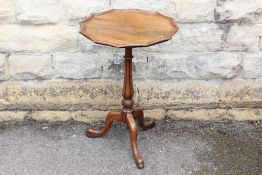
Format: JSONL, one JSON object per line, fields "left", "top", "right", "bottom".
{"left": 86, "top": 47, "right": 155, "bottom": 168}
{"left": 79, "top": 9, "right": 178, "bottom": 169}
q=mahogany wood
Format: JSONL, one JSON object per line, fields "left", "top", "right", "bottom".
{"left": 133, "top": 109, "right": 156, "bottom": 130}
{"left": 80, "top": 9, "right": 178, "bottom": 48}
{"left": 126, "top": 113, "right": 144, "bottom": 169}
{"left": 86, "top": 48, "right": 155, "bottom": 169}
{"left": 81, "top": 9, "right": 178, "bottom": 169}
{"left": 86, "top": 112, "right": 123, "bottom": 138}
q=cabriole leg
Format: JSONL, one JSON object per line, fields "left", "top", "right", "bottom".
{"left": 86, "top": 112, "right": 123, "bottom": 138}
{"left": 126, "top": 113, "right": 144, "bottom": 169}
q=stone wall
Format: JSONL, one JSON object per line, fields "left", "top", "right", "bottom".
{"left": 0, "top": 0, "right": 262, "bottom": 122}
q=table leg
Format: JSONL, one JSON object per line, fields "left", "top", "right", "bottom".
{"left": 133, "top": 109, "right": 156, "bottom": 130}
{"left": 126, "top": 113, "right": 144, "bottom": 169}
{"left": 86, "top": 47, "right": 155, "bottom": 169}
{"left": 86, "top": 112, "right": 123, "bottom": 138}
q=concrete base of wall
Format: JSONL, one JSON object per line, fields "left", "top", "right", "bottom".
{"left": 0, "top": 79, "right": 261, "bottom": 122}
{"left": 1, "top": 108, "right": 262, "bottom": 123}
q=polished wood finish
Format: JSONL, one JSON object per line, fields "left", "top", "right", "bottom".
{"left": 86, "top": 112, "right": 123, "bottom": 138}
{"left": 86, "top": 48, "right": 155, "bottom": 169}
{"left": 80, "top": 9, "right": 178, "bottom": 48}
{"left": 126, "top": 113, "right": 144, "bottom": 169}
{"left": 133, "top": 109, "right": 156, "bottom": 130}
{"left": 81, "top": 9, "right": 178, "bottom": 169}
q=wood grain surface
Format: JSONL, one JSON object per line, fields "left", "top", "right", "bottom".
{"left": 80, "top": 9, "right": 179, "bottom": 48}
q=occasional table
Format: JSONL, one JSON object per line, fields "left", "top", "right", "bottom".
{"left": 80, "top": 9, "right": 178, "bottom": 169}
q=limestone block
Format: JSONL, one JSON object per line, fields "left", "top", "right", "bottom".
{"left": 222, "top": 25, "right": 261, "bottom": 52}
{"left": 242, "top": 53, "right": 262, "bottom": 79}
{"left": 0, "top": 79, "right": 260, "bottom": 111}
{"left": 111, "top": 0, "right": 216, "bottom": 22}
{"left": 53, "top": 52, "right": 102, "bottom": 79}
{"left": 14, "top": 0, "right": 61, "bottom": 24}
{"left": 227, "top": 108, "right": 262, "bottom": 121}
{"left": 0, "top": 108, "right": 261, "bottom": 122}
{"left": 62, "top": 0, "right": 110, "bottom": 23}
{"left": 0, "top": 54, "right": 7, "bottom": 80}
{"left": 147, "top": 53, "right": 189, "bottom": 80}
{"left": 258, "top": 35, "right": 262, "bottom": 50}
{"left": 29, "top": 111, "right": 72, "bottom": 121}
{"left": 101, "top": 51, "right": 148, "bottom": 80}
{"left": 110, "top": 0, "right": 175, "bottom": 16}
{"left": 168, "top": 108, "right": 262, "bottom": 121}
{"left": 167, "top": 109, "right": 227, "bottom": 120}
{"left": 185, "top": 52, "right": 242, "bottom": 80}
{"left": 72, "top": 110, "right": 108, "bottom": 123}
{"left": 144, "top": 109, "right": 166, "bottom": 120}
{"left": 101, "top": 52, "right": 124, "bottom": 80}
{"left": 9, "top": 54, "right": 52, "bottom": 80}
{"left": 0, "top": 111, "right": 27, "bottom": 121}
{"left": 174, "top": 24, "right": 224, "bottom": 52}
{"left": 137, "top": 79, "right": 262, "bottom": 109}
{"left": 215, "top": 0, "right": 262, "bottom": 24}
{"left": 73, "top": 109, "right": 165, "bottom": 123}
{"left": 147, "top": 52, "right": 242, "bottom": 80}
{"left": 0, "top": 0, "right": 15, "bottom": 23}
{"left": 0, "top": 81, "right": 125, "bottom": 111}
{"left": 0, "top": 24, "right": 77, "bottom": 52}
{"left": 139, "top": 23, "right": 224, "bottom": 53}
{"left": 137, "top": 80, "right": 219, "bottom": 109}
{"left": 174, "top": 0, "right": 216, "bottom": 22}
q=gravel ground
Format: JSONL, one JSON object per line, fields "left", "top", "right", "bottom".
{"left": 0, "top": 118, "right": 261, "bottom": 175}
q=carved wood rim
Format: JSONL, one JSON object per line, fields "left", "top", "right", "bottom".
{"left": 79, "top": 9, "right": 179, "bottom": 48}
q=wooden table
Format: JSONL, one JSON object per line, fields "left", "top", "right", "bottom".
{"left": 80, "top": 9, "right": 178, "bottom": 169}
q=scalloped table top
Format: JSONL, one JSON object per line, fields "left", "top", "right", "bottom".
{"left": 79, "top": 9, "right": 179, "bottom": 48}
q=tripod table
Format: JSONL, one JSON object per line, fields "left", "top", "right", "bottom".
{"left": 79, "top": 9, "right": 179, "bottom": 169}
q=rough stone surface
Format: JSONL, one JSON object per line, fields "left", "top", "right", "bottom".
{"left": 0, "top": 80, "right": 124, "bottom": 111}
{"left": 101, "top": 52, "right": 125, "bottom": 80}
{"left": 0, "top": 54, "right": 7, "bottom": 80}
{"left": 243, "top": 53, "right": 262, "bottom": 79}
{"left": 174, "top": 0, "right": 216, "bottom": 22}
{"left": 0, "top": 111, "right": 27, "bottom": 121}
{"left": 78, "top": 35, "right": 123, "bottom": 54}
{"left": 0, "top": 0, "right": 15, "bottom": 23}
{"left": 62, "top": 0, "right": 110, "bottom": 24}
{"left": 227, "top": 108, "right": 262, "bottom": 121}
{"left": 14, "top": 0, "right": 61, "bottom": 24}
{"left": 0, "top": 0, "right": 262, "bottom": 122}
{"left": 144, "top": 109, "right": 166, "bottom": 120}
{"left": 167, "top": 109, "right": 227, "bottom": 121}
{"left": 9, "top": 54, "right": 52, "bottom": 80}
{"left": 138, "top": 79, "right": 262, "bottom": 109}
{"left": 0, "top": 24, "right": 77, "bottom": 52}
{"left": 260, "top": 36, "right": 262, "bottom": 50}
{"left": 29, "top": 111, "right": 72, "bottom": 122}
{"left": 1, "top": 108, "right": 262, "bottom": 122}
{"left": 215, "top": 0, "right": 262, "bottom": 24}
{"left": 138, "top": 23, "right": 224, "bottom": 53}
{"left": 172, "top": 24, "right": 224, "bottom": 52}
{"left": 53, "top": 52, "right": 102, "bottom": 79}
{"left": 100, "top": 51, "right": 147, "bottom": 80}
{"left": 169, "top": 108, "right": 262, "bottom": 121}
{"left": 147, "top": 52, "right": 242, "bottom": 80}
{"left": 110, "top": 0, "right": 176, "bottom": 17}
{"left": 14, "top": 0, "right": 110, "bottom": 25}
{"left": 223, "top": 25, "right": 261, "bottom": 52}
{"left": 0, "top": 79, "right": 259, "bottom": 112}
{"left": 72, "top": 110, "right": 108, "bottom": 123}
{"left": 111, "top": 0, "right": 216, "bottom": 22}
